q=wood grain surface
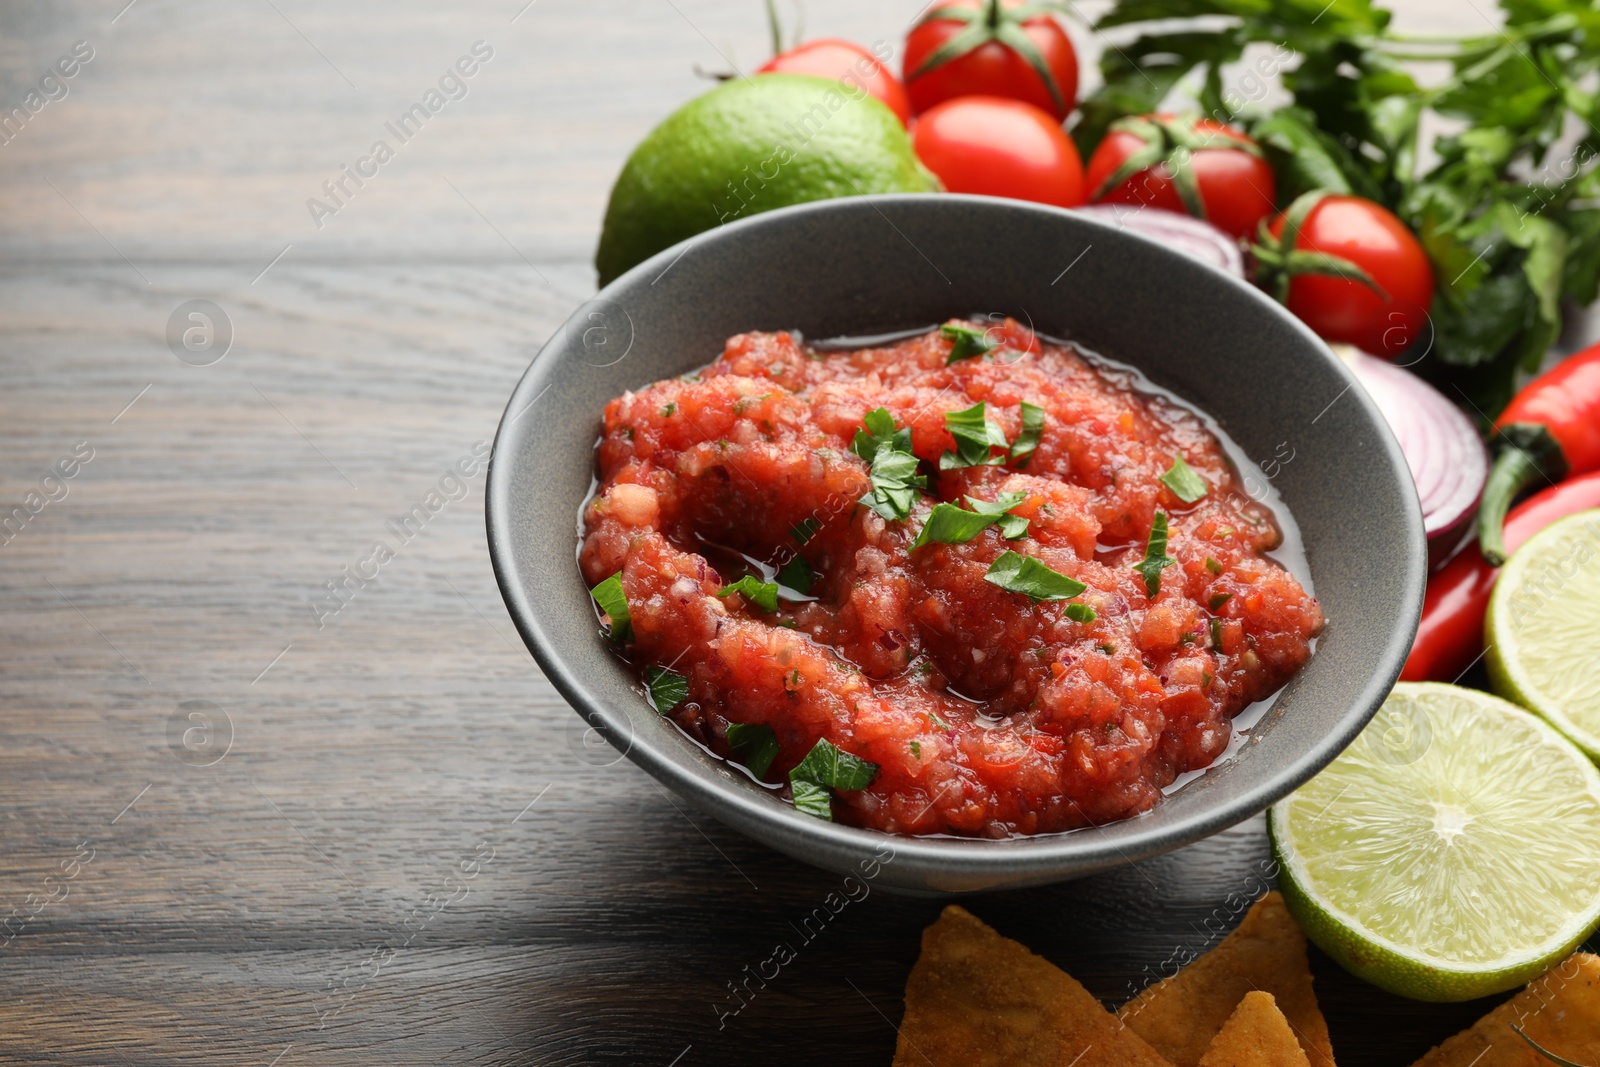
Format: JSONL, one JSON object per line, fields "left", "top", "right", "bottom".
{"left": 1, "top": 2, "right": 1591, "bottom": 1065}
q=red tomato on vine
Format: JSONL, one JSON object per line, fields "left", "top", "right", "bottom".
{"left": 1085, "top": 114, "right": 1276, "bottom": 240}
{"left": 903, "top": 0, "right": 1079, "bottom": 120}
{"left": 1254, "top": 193, "right": 1435, "bottom": 358}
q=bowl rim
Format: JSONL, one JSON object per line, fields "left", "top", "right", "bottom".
{"left": 485, "top": 193, "right": 1425, "bottom": 885}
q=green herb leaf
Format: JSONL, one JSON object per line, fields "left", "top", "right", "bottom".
{"left": 777, "top": 556, "right": 817, "bottom": 595}
{"left": 1066, "top": 603, "right": 1097, "bottom": 623}
{"left": 790, "top": 517, "right": 822, "bottom": 545}
{"left": 852, "top": 409, "right": 927, "bottom": 522}
{"left": 909, "top": 740, "right": 922, "bottom": 759}
{"left": 589, "top": 573, "right": 632, "bottom": 641}
{"left": 966, "top": 492, "right": 1027, "bottom": 517}
{"left": 726, "top": 722, "right": 779, "bottom": 778}
{"left": 1205, "top": 557, "right": 1223, "bottom": 575}
{"left": 1209, "top": 592, "right": 1233, "bottom": 611}
{"left": 911, "top": 491, "right": 1028, "bottom": 549}
{"left": 788, "top": 737, "right": 880, "bottom": 819}
{"left": 1211, "top": 616, "right": 1224, "bottom": 649}
{"left": 789, "top": 777, "right": 834, "bottom": 819}
{"left": 1010, "top": 401, "right": 1045, "bottom": 468}
{"left": 645, "top": 665, "right": 688, "bottom": 713}
{"left": 1160, "top": 455, "right": 1209, "bottom": 503}
{"left": 912, "top": 502, "right": 997, "bottom": 548}
{"left": 940, "top": 402, "right": 1009, "bottom": 470}
{"left": 717, "top": 575, "right": 780, "bottom": 613}
{"left": 851, "top": 407, "right": 901, "bottom": 461}
{"left": 860, "top": 446, "right": 927, "bottom": 521}
{"left": 1135, "top": 512, "right": 1177, "bottom": 600}
{"left": 940, "top": 322, "right": 997, "bottom": 363}
{"left": 997, "top": 513, "right": 1030, "bottom": 539}
{"left": 792, "top": 737, "right": 879, "bottom": 791}
{"left": 984, "top": 550, "right": 1088, "bottom": 602}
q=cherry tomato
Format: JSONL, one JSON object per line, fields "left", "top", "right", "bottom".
{"left": 1085, "top": 114, "right": 1276, "bottom": 240}
{"left": 911, "top": 96, "right": 1085, "bottom": 207}
{"left": 903, "top": 0, "right": 1079, "bottom": 121}
{"left": 1265, "top": 195, "right": 1434, "bottom": 357}
{"left": 757, "top": 39, "right": 910, "bottom": 126}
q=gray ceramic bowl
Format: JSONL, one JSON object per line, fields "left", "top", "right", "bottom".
{"left": 486, "top": 194, "right": 1425, "bottom": 895}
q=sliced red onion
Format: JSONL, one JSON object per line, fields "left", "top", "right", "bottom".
{"left": 1340, "top": 347, "right": 1488, "bottom": 570}
{"left": 1074, "top": 203, "right": 1245, "bottom": 278}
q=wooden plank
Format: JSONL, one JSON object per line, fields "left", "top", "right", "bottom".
{"left": 0, "top": 0, "right": 1587, "bottom": 1064}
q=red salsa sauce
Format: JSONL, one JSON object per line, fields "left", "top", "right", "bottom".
{"left": 578, "top": 320, "right": 1323, "bottom": 837}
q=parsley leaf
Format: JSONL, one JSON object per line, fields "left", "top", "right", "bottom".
{"left": 776, "top": 556, "right": 817, "bottom": 595}
{"left": 1065, "top": 603, "right": 1097, "bottom": 623}
{"left": 911, "top": 491, "right": 1028, "bottom": 549}
{"left": 939, "top": 402, "right": 1009, "bottom": 470}
{"left": 983, "top": 551, "right": 1088, "bottom": 602}
{"left": 861, "top": 447, "right": 926, "bottom": 521}
{"left": 912, "top": 503, "right": 995, "bottom": 549}
{"left": 717, "top": 575, "right": 780, "bottom": 613}
{"left": 1160, "top": 455, "right": 1208, "bottom": 503}
{"left": 851, "top": 407, "right": 901, "bottom": 461}
{"left": 726, "top": 722, "right": 779, "bottom": 778}
{"left": 1135, "top": 512, "right": 1177, "bottom": 600}
{"left": 792, "top": 737, "right": 879, "bottom": 790}
{"left": 788, "top": 737, "right": 880, "bottom": 820}
{"left": 589, "top": 573, "right": 631, "bottom": 641}
{"left": 997, "top": 513, "right": 1030, "bottom": 539}
{"left": 966, "top": 492, "right": 1027, "bottom": 518}
{"left": 941, "top": 322, "right": 997, "bottom": 363}
{"left": 852, "top": 408, "right": 927, "bottom": 522}
{"left": 790, "top": 778, "right": 834, "bottom": 819}
{"left": 1010, "top": 401, "right": 1045, "bottom": 468}
{"left": 645, "top": 665, "right": 688, "bottom": 712}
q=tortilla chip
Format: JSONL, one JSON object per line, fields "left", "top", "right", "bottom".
{"left": 1117, "top": 892, "right": 1334, "bottom": 1067}
{"left": 1197, "top": 992, "right": 1313, "bottom": 1067}
{"left": 892, "top": 905, "right": 1174, "bottom": 1067}
{"left": 1410, "top": 952, "right": 1600, "bottom": 1066}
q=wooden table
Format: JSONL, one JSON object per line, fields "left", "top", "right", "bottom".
{"left": 2, "top": 2, "right": 1587, "bottom": 1064}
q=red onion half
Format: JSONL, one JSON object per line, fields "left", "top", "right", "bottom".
{"left": 1340, "top": 347, "right": 1488, "bottom": 570}
{"left": 1074, "top": 203, "right": 1245, "bottom": 278}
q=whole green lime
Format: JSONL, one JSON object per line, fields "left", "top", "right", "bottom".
{"left": 595, "top": 73, "right": 937, "bottom": 285}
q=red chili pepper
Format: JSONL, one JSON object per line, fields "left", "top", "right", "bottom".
{"left": 1477, "top": 339, "right": 1600, "bottom": 565}
{"left": 1405, "top": 469, "right": 1600, "bottom": 681}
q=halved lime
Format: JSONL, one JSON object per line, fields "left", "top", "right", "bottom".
{"left": 1269, "top": 682, "right": 1600, "bottom": 1002}
{"left": 1486, "top": 508, "right": 1600, "bottom": 761}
